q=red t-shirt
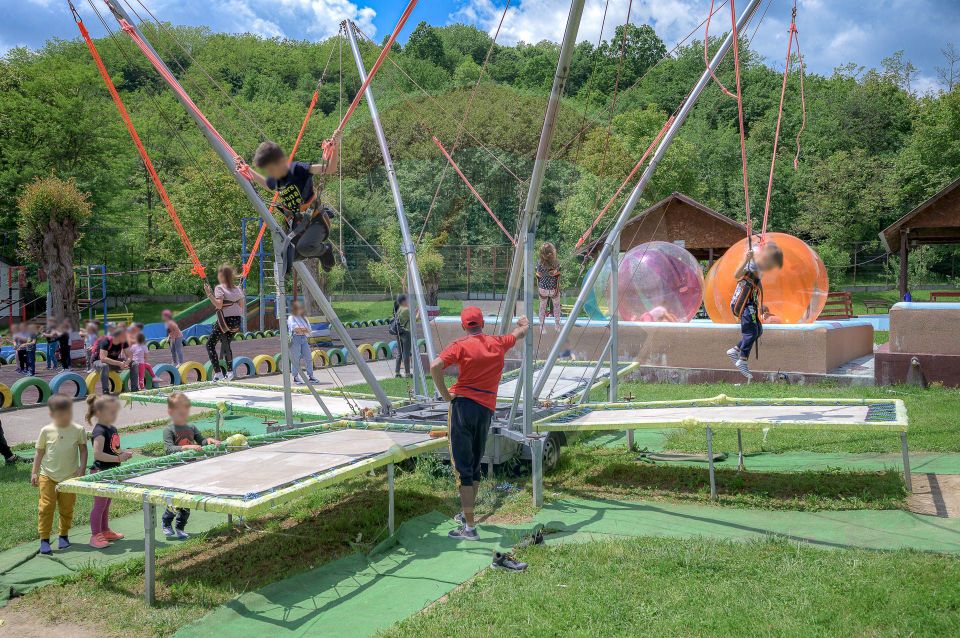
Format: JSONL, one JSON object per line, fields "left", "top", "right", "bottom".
{"left": 439, "top": 333, "right": 516, "bottom": 410}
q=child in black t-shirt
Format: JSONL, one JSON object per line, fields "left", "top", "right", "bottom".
{"left": 243, "top": 137, "right": 341, "bottom": 273}
{"left": 86, "top": 394, "right": 132, "bottom": 548}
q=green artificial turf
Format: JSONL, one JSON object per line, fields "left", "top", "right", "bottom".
{"left": 381, "top": 536, "right": 960, "bottom": 638}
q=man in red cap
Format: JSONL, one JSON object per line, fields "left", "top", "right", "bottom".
{"left": 431, "top": 306, "right": 529, "bottom": 541}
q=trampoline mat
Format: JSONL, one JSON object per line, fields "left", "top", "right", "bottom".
{"left": 182, "top": 386, "right": 380, "bottom": 417}
{"left": 127, "top": 429, "right": 430, "bottom": 496}
{"left": 498, "top": 364, "right": 609, "bottom": 401}
{"left": 562, "top": 404, "right": 874, "bottom": 426}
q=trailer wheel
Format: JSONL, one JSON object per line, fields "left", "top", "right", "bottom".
{"left": 542, "top": 432, "right": 563, "bottom": 473}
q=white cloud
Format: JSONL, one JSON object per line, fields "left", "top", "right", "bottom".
{"left": 827, "top": 25, "right": 867, "bottom": 56}
{"left": 912, "top": 73, "right": 940, "bottom": 96}
{"left": 274, "top": 0, "right": 376, "bottom": 38}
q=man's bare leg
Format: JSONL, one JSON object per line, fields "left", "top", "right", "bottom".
{"left": 460, "top": 485, "right": 478, "bottom": 527}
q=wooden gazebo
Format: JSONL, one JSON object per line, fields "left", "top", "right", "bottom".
{"left": 582, "top": 192, "right": 747, "bottom": 264}
{"left": 880, "top": 177, "right": 960, "bottom": 299}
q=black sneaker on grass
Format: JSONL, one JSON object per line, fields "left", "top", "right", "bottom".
{"left": 448, "top": 526, "right": 479, "bottom": 541}
{"left": 491, "top": 551, "right": 527, "bottom": 571}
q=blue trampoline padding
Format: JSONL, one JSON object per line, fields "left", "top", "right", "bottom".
{"left": 49, "top": 371, "right": 88, "bottom": 398}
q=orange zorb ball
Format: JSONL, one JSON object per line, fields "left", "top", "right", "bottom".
{"left": 703, "top": 232, "right": 828, "bottom": 324}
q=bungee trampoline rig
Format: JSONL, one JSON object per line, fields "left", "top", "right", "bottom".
{"left": 58, "top": 0, "right": 912, "bottom": 608}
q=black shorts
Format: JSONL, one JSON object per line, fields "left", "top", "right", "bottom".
{"left": 448, "top": 396, "right": 493, "bottom": 488}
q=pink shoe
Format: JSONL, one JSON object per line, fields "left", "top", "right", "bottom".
{"left": 89, "top": 533, "right": 110, "bottom": 549}
{"left": 102, "top": 529, "right": 124, "bottom": 541}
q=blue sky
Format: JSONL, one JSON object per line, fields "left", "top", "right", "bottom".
{"left": 5, "top": 1, "right": 959, "bottom": 93}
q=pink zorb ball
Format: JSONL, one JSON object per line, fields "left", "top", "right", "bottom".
{"left": 617, "top": 241, "right": 704, "bottom": 322}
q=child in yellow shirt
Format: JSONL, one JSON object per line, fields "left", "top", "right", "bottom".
{"left": 31, "top": 395, "right": 88, "bottom": 555}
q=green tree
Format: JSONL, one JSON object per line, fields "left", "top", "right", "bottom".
{"left": 17, "top": 177, "right": 92, "bottom": 325}
{"left": 406, "top": 22, "right": 448, "bottom": 70}
{"left": 368, "top": 221, "right": 445, "bottom": 305}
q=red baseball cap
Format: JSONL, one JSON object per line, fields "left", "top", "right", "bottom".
{"left": 461, "top": 306, "right": 484, "bottom": 330}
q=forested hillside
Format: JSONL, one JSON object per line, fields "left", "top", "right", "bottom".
{"left": 1, "top": 18, "right": 959, "bottom": 295}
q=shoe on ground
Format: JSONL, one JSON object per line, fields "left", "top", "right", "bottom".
{"left": 39, "top": 539, "right": 52, "bottom": 555}
{"left": 5, "top": 455, "right": 22, "bottom": 465}
{"left": 161, "top": 525, "right": 175, "bottom": 538}
{"left": 491, "top": 551, "right": 527, "bottom": 571}
{"left": 89, "top": 533, "right": 111, "bottom": 549}
{"left": 58, "top": 535, "right": 71, "bottom": 550}
{"left": 102, "top": 529, "right": 124, "bottom": 541}
{"left": 307, "top": 378, "right": 318, "bottom": 383}
{"left": 454, "top": 512, "right": 465, "bottom": 526}
{"left": 448, "top": 526, "right": 480, "bottom": 541}
{"left": 212, "top": 372, "right": 225, "bottom": 382}
{"left": 175, "top": 528, "right": 189, "bottom": 540}
{"left": 225, "top": 371, "right": 235, "bottom": 381}
{"left": 294, "top": 378, "right": 303, "bottom": 384}
{"left": 394, "top": 373, "right": 403, "bottom": 379}
{"left": 726, "top": 347, "right": 741, "bottom": 366}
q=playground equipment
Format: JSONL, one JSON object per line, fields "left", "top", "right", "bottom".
{"left": 0, "top": 265, "right": 26, "bottom": 328}
{"left": 76, "top": 264, "right": 108, "bottom": 325}
{"left": 703, "top": 233, "right": 829, "bottom": 324}
{"left": 617, "top": 242, "right": 703, "bottom": 322}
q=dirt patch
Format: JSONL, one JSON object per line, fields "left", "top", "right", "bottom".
{"left": 907, "top": 474, "right": 960, "bottom": 518}
{"left": 0, "top": 598, "right": 105, "bottom": 638}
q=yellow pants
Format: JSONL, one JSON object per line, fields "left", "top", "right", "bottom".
{"left": 38, "top": 475, "right": 77, "bottom": 539}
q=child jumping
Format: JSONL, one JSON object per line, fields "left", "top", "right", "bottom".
{"left": 32, "top": 395, "right": 87, "bottom": 555}
{"left": 87, "top": 394, "right": 132, "bottom": 548}
{"left": 536, "top": 242, "right": 562, "bottom": 331}
{"left": 163, "top": 310, "right": 185, "bottom": 366}
{"left": 243, "top": 137, "right": 340, "bottom": 274}
{"left": 161, "top": 392, "right": 219, "bottom": 539}
{"left": 726, "top": 242, "right": 784, "bottom": 380}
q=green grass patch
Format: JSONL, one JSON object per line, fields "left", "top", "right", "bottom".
{"left": 330, "top": 299, "right": 462, "bottom": 323}
{"left": 381, "top": 536, "right": 960, "bottom": 638}
{"left": 875, "top": 329, "right": 889, "bottom": 344}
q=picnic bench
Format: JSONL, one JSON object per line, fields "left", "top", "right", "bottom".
{"left": 817, "top": 291, "right": 854, "bottom": 320}
{"left": 862, "top": 298, "right": 891, "bottom": 313}
{"left": 930, "top": 291, "right": 960, "bottom": 303}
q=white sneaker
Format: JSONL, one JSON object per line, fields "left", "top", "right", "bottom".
{"left": 734, "top": 359, "right": 753, "bottom": 381}
{"left": 225, "top": 371, "right": 235, "bottom": 381}
{"left": 212, "top": 372, "right": 225, "bottom": 382}
{"left": 726, "top": 347, "right": 741, "bottom": 366}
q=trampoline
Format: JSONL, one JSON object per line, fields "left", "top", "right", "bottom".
{"left": 534, "top": 395, "right": 911, "bottom": 499}
{"left": 58, "top": 421, "right": 446, "bottom": 604}
{"left": 497, "top": 361, "right": 637, "bottom": 402}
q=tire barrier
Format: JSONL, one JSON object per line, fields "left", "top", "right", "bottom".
{"left": 35, "top": 351, "right": 46, "bottom": 362}
{"left": 178, "top": 361, "right": 207, "bottom": 383}
{"left": 272, "top": 353, "right": 282, "bottom": 370}
{"left": 147, "top": 340, "right": 161, "bottom": 350}
{"left": 232, "top": 356, "right": 256, "bottom": 378}
{"left": 255, "top": 331, "right": 265, "bottom": 339}
{"left": 151, "top": 363, "right": 182, "bottom": 387}
{"left": 49, "top": 371, "right": 88, "bottom": 399}
{"left": 203, "top": 359, "right": 228, "bottom": 380}
{"left": 120, "top": 368, "right": 154, "bottom": 392}
{"left": 373, "top": 341, "right": 390, "bottom": 360}
{"left": 235, "top": 332, "right": 246, "bottom": 341}
{"left": 160, "top": 337, "right": 169, "bottom": 348}
{"left": 389, "top": 340, "right": 399, "bottom": 357}
{"left": 311, "top": 349, "right": 329, "bottom": 367}
{"left": 11, "top": 377, "right": 52, "bottom": 407}
{"left": 85, "top": 370, "right": 122, "bottom": 395}
{"left": 0, "top": 383, "right": 12, "bottom": 408}
{"left": 4, "top": 354, "right": 16, "bottom": 365}
{"left": 252, "top": 354, "right": 277, "bottom": 375}
{"left": 186, "top": 336, "right": 200, "bottom": 346}
{"left": 199, "top": 335, "right": 210, "bottom": 345}
{"left": 357, "top": 343, "right": 376, "bottom": 361}
{"left": 327, "top": 348, "right": 346, "bottom": 366}
{"left": 417, "top": 338, "right": 427, "bottom": 353}
{"left": 243, "top": 332, "right": 256, "bottom": 340}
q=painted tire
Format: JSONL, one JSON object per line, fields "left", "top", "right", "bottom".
{"left": 272, "top": 353, "right": 282, "bottom": 370}
{"left": 84, "top": 370, "right": 122, "bottom": 395}
{"left": 147, "top": 340, "right": 161, "bottom": 350}
{"left": 255, "top": 331, "right": 265, "bottom": 339}
{"left": 417, "top": 338, "right": 427, "bottom": 353}
{"left": 199, "top": 335, "right": 209, "bottom": 345}
{"left": 178, "top": 361, "right": 207, "bottom": 383}
{"left": 11, "top": 377, "right": 52, "bottom": 407}
{"left": 243, "top": 332, "right": 256, "bottom": 340}
{"left": 358, "top": 343, "right": 376, "bottom": 361}
{"left": 4, "top": 354, "right": 15, "bottom": 365}
{"left": 35, "top": 351, "right": 46, "bottom": 362}
{"left": 186, "top": 336, "right": 200, "bottom": 346}
{"left": 119, "top": 368, "right": 154, "bottom": 392}
{"left": 327, "top": 348, "right": 346, "bottom": 366}
{"left": 203, "top": 360, "right": 227, "bottom": 380}
{"left": 232, "top": 356, "right": 256, "bottom": 378}
{"left": 389, "top": 340, "right": 399, "bottom": 356}
{"left": 311, "top": 349, "right": 329, "bottom": 367}
{"left": 0, "top": 383, "right": 12, "bottom": 408}
{"left": 235, "top": 332, "right": 246, "bottom": 341}
{"left": 160, "top": 337, "right": 169, "bottom": 348}
{"left": 373, "top": 341, "right": 390, "bottom": 360}
{"left": 252, "top": 354, "right": 276, "bottom": 375}
{"left": 151, "top": 363, "right": 182, "bottom": 387}
{"left": 49, "top": 371, "right": 88, "bottom": 399}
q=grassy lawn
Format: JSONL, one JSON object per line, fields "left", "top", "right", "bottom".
{"left": 382, "top": 536, "right": 960, "bottom": 638}
{"left": 331, "top": 298, "right": 463, "bottom": 323}
{"left": 583, "top": 381, "right": 960, "bottom": 454}
{"left": 849, "top": 288, "right": 958, "bottom": 316}
{"left": 113, "top": 300, "right": 198, "bottom": 325}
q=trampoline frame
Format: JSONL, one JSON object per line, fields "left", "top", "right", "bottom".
{"left": 534, "top": 394, "right": 911, "bottom": 500}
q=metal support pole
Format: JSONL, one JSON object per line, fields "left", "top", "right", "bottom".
{"left": 297, "top": 369, "right": 334, "bottom": 419}
{"left": 227, "top": 514, "right": 233, "bottom": 526}
{"left": 103, "top": 0, "right": 391, "bottom": 413}
{"left": 500, "top": 0, "right": 587, "bottom": 332}
{"left": 522, "top": 229, "right": 535, "bottom": 437}
{"left": 609, "top": 237, "right": 619, "bottom": 403}
{"left": 407, "top": 271, "right": 428, "bottom": 396}
{"left": 387, "top": 462, "right": 395, "bottom": 535}
{"left": 900, "top": 432, "right": 912, "bottom": 492}
{"left": 345, "top": 21, "right": 436, "bottom": 366}
{"left": 577, "top": 337, "right": 611, "bottom": 405}
{"left": 272, "top": 236, "right": 295, "bottom": 428}
{"left": 531, "top": 435, "right": 544, "bottom": 508}
{"left": 736, "top": 429, "right": 745, "bottom": 471}
{"left": 534, "top": 0, "right": 764, "bottom": 395}
{"left": 706, "top": 427, "right": 717, "bottom": 501}
{"left": 143, "top": 497, "right": 156, "bottom": 605}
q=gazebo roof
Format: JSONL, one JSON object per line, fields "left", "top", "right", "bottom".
{"left": 880, "top": 176, "right": 960, "bottom": 252}
{"left": 582, "top": 192, "right": 747, "bottom": 260}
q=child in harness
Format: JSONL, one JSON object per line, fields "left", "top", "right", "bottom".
{"left": 726, "top": 241, "right": 783, "bottom": 381}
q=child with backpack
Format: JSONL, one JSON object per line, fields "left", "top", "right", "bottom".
{"left": 726, "top": 242, "right": 784, "bottom": 380}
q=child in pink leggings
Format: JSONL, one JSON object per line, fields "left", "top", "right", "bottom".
{"left": 86, "top": 394, "right": 132, "bottom": 548}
